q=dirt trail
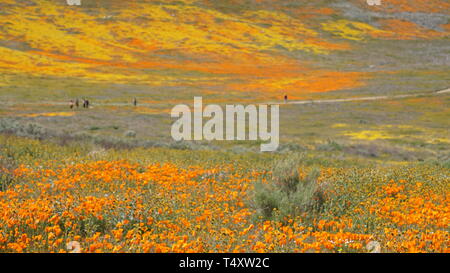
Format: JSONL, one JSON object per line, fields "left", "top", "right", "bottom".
{"left": 1, "top": 88, "right": 449, "bottom": 108}
{"left": 436, "top": 88, "right": 450, "bottom": 94}
{"left": 270, "top": 87, "right": 450, "bottom": 105}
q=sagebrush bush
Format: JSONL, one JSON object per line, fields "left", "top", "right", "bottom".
{"left": 254, "top": 154, "right": 327, "bottom": 222}
{"left": 0, "top": 151, "right": 17, "bottom": 191}
{"left": 124, "top": 130, "right": 137, "bottom": 138}
{"left": 0, "top": 119, "right": 48, "bottom": 140}
{"left": 316, "top": 140, "right": 342, "bottom": 152}
{"left": 0, "top": 119, "right": 223, "bottom": 153}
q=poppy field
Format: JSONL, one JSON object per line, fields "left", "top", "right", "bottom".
{"left": 0, "top": 135, "right": 448, "bottom": 253}
{"left": 0, "top": 0, "right": 449, "bottom": 254}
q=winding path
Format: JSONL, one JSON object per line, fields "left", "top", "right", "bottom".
{"left": 269, "top": 87, "right": 450, "bottom": 105}
{"left": 1, "top": 88, "right": 449, "bottom": 108}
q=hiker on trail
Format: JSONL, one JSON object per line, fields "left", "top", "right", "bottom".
{"left": 82, "top": 98, "right": 89, "bottom": 109}
{"left": 284, "top": 94, "right": 288, "bottom": 104}
{"left": 133, "top": 97, "right": 137, "bottom": 107}
{"left": 69, "top": 100, "right": 74, "bottom": 109}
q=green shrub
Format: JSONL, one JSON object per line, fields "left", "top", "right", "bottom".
{"left": 124, "top": 130, "right": 137, "bottom": 138}
{"left": 0, "top": 150, "right": 17, "bottom": 191}
{"left": 0, "top": 119, "right": 49, "bottom": 140}
{"left": 316, "top": 140, "right": 342, "bottom": 152}
{"left": 254, "top": 154, "right": 327, "bottom": 222}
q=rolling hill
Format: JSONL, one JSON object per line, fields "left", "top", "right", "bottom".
{"left": 0, "top": 0, "right": 449, "bottom": 101}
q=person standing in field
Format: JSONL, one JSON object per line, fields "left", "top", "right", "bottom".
{"left": 284, "top": 94, "right": 288, "bottom": 104}
{"left": 133, "top": 97, "right": 137, "bottom": 107}
{"left": 82, "top": 98, "right": 88, "bottom": 108}
{"left": 75, "top": 98, "right": 79, "bottom": 108}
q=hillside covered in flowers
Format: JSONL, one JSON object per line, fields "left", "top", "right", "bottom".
{"left": 0, "top": 135, "right": 448, "bottom": 253}
{"left": 0, "top": 0, "right": 448, "bottom": 254}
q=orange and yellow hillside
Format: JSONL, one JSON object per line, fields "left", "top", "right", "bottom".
{"left": 0, "top": 0, "right": 448, "bottom": 99}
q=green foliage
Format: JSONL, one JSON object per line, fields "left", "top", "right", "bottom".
{"left": 316, "top": 140, "right": 343, "bottom": 152}
{"left": 0, "top": 147, "right": 17, "bottom": 191}
{"left": 0, "top": 119, "right": 48, "bottom": 140}
{"left": 254, "top": 154, "right": 327, "bottom": 222}
{"left": 124, "top": 130, "right": 137, "bottom": 138}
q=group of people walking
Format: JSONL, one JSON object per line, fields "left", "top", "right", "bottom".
{"left": 69, "top": 98, "right": 90, "bottom": 109}
{"left": 69, "top": 98, "right": 138, "bottom": 109}
{"left": 69, "top": 96, "right": 287, "bottom": 109}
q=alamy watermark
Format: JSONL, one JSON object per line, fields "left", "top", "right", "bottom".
{"left": 366, "top": 0, "right": 381, "bottom": 6}
{"left": 66, "top": 0, "right": 81, "bottom": 6}
{"left": 171, "top": 97, "right": 279, "bottom": 152}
